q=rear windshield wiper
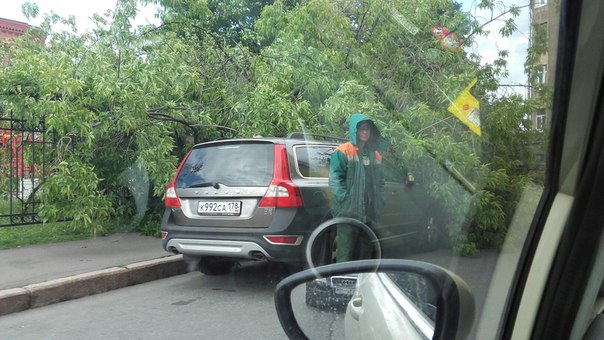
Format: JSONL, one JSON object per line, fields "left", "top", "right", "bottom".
{"left": 188, "top": 182, "right": 221, "bottom": 189}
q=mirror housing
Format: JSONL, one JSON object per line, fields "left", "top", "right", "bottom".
{"left": 406, "top": 171, "right": 415, "bottom": 186}
{"left": 274, "top": 259, "right": 475, "bottom": 340}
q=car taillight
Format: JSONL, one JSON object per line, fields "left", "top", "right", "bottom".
{"left": 161, "top": 231, "right": 168, "bottom": 239}
{"left": 164, "top": 151, "right": 192, "bottom": 208}
{"left": 259, "top": 182, "right": 303, "bottom": 207}
{"left": 264, "top": 235, "right": 302, "bottom": 245}
{"left": 165, "top": 183, "right": 181, "bottom": 208}
{"left": 259, "top": 144, "right": 303, "bottom": 208}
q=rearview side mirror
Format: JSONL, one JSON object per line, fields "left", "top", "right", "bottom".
{"left": 406, "top": 171, "right": 415, "bottom": 186}
{"left": 274, "top": 259, "right": 475, "bottom": 340}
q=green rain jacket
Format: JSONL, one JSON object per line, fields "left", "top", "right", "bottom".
{"left": 328, "top": 113, "right": 386, "bottom": 223}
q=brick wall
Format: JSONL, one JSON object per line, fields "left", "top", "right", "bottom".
{"left": 0, "top": 17, "right": 31, "bottom": 40}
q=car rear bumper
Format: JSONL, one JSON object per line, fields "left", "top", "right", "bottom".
{"left": 165, "top": 238, "right": 275, "bottom": 260}
{"left": 162, "top": 232, "right": 307, "bottom": 263}
{"left": 161, "top": 208, "right": 314, "bottom": 263}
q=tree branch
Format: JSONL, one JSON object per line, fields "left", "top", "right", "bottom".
{"left": 465, "top": 4, "right": 530, "bottom": 42}
{"left": 189, "top": 124, "right": 237, "bottom": 132}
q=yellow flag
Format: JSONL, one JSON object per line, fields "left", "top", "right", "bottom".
{"left": 448, "top": 78, "right": 481, "bottom": 136}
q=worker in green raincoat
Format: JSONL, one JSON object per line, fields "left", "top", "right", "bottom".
{"left": 329, "top": 113, "right": 386, "bottom": 262}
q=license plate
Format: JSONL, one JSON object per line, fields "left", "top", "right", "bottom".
{"left": 198, "top": 201, "right": 241, "bottom": 216}
{"left": 334, "top": 287, "right": 354, "bottom": 296}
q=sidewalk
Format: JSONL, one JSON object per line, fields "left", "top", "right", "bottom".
{"left": 0, "top": 233, "right": 188, "bottom": 316}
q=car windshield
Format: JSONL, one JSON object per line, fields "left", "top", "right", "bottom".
{"left": 0, "top": 0, "right": 563, "bottom": 339}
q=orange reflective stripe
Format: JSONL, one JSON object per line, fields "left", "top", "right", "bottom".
{"left": 336, "top": 142, "right": 358, "bottom": 158}
{"left": 336, "top": 143, "right": 382, "bottom": 162}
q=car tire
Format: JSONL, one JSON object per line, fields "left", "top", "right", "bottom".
{"left": 311, "top": 228, "right": 337, "bottom": 267}
{"left": 197, "top": 256, "right": 237, "bottom": 275}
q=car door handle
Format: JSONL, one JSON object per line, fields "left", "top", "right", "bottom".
{"left": 348, "top": 297, "right": 363, "bottom": 320}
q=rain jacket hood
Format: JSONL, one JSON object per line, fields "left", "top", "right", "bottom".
{"left": 348, "top": 113, "right": 380, "bottom": 149}
{"left": 348, "top": 113, "right": 389, "bottom": 151}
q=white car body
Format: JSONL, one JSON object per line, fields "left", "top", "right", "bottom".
{"left": 344, "top": 272, "right": 434, "bottom": 340}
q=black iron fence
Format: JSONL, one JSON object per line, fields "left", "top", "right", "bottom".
{"left": 0, "top": 112, "right": 54, "bottom": 227}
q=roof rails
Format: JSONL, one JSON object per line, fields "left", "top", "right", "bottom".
{"left": 287, "top": 132, "right": 347, "bottom": 143}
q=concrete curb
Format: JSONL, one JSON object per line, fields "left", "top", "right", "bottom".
{"left": 0, "top": 254, "right": 188, "bottom": 317}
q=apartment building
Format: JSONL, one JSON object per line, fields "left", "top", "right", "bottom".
{"left": 530, "top": 0, "right": 560, "bottom": 131}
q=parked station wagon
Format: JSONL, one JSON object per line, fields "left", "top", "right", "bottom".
{"left": 161, "top": 133, "right": 444, "bottom": 275}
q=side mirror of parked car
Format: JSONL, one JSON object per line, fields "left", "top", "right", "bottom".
{"left": 406, "top": 171, "right": 415, "bottom": 186}
{"left": 274, "top": 259, "right": 475, "bottom": 340}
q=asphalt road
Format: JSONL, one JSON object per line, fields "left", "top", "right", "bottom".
{"left": 0, "top": 248, "right": 499, "bottom": 339}
{"left": 0, "top": 262, "right": 292, "bottom": 340}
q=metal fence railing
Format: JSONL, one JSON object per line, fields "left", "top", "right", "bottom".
{"left": 0, "top": 112, "right": 54, "bottom": 227}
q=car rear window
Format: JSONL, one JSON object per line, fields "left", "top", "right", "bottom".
{"left": 176, "top": 142, "right": 274, "bottom": 187}
{"left": 294, "top": 145, "right": 333, "bottom": 178}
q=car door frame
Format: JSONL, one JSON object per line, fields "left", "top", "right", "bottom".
{"left": 495, "top": 0, "right": 604, "bottom": 339}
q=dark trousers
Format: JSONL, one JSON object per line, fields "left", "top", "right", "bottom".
{"left": 335, "top": 222, "right": 376, "bottom": 263}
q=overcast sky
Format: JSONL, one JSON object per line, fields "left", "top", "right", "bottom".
{"left": 3, "top": 0, "right": 530, "bottom": 95}
{"left": 463, "top": 0, "right": 531, "bottom": 95}
{"left": 2, "top": 0, "right": 158, "bottom": 31}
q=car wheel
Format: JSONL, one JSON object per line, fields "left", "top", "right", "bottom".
{"left": 197, "top": 256, "right": 237, "bottom": 275}
{"left": 419, "top": 215, "right": 442, "bottom": 251}
{"left": 309, "top": 224, "right": 337, "bottom": 267}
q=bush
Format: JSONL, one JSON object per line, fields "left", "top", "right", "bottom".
{"left": 136, "top": 209, "right": 163, "bottom": 237}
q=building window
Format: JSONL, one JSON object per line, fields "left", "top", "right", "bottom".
{"left": 536, "top": 64, "right": 548, "bottom": 85}
{"left": 535, "top": 0, "right": 548, "bottom": 8}
{"left": 536, "top": 109, "right": 546, "bottom": 131}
